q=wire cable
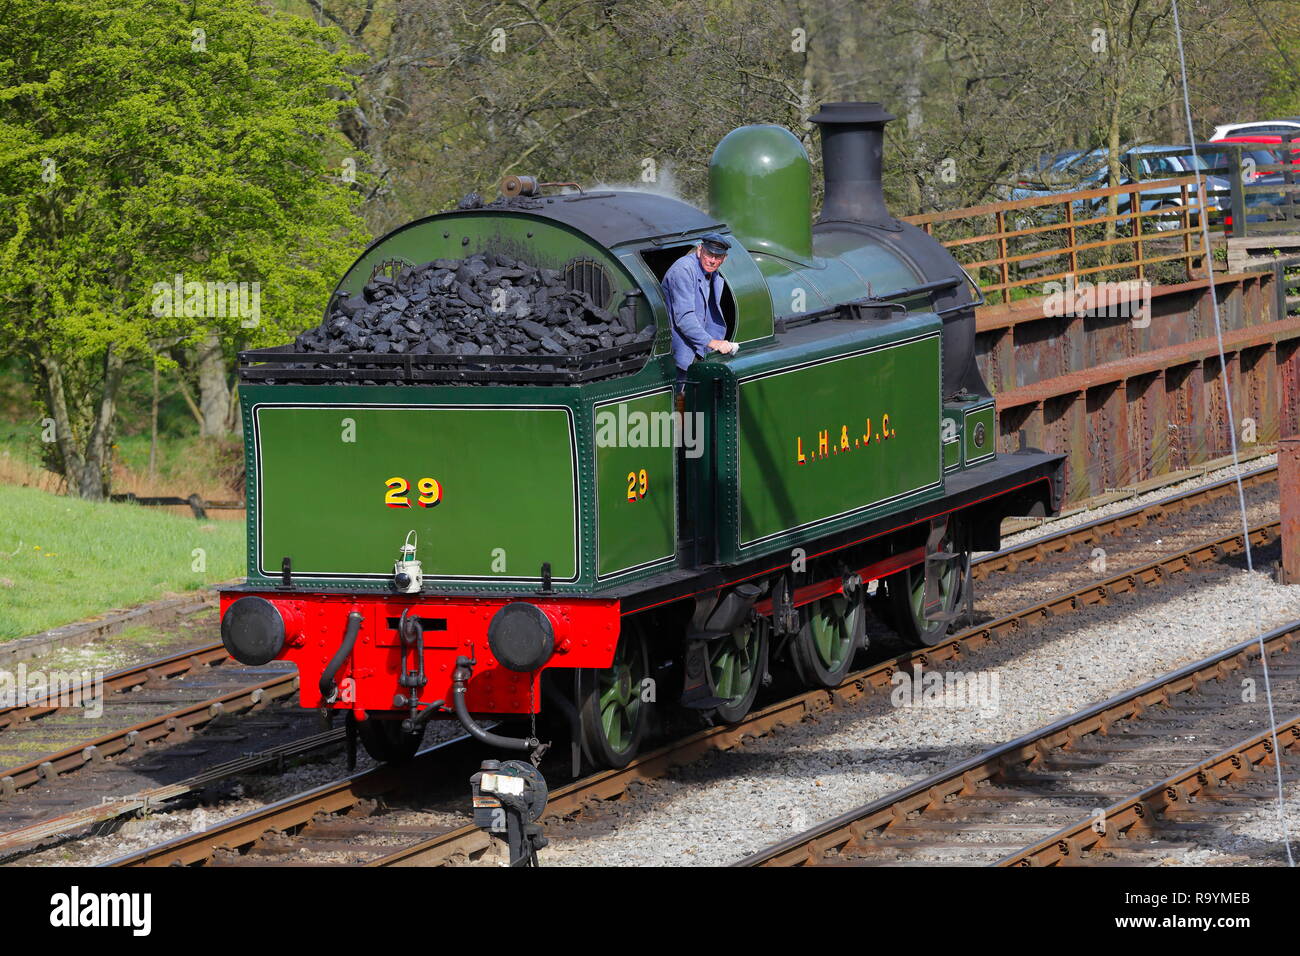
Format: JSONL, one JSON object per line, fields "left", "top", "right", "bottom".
{"left": 1171, "top": 0, "right": 1294, "bottom": 866}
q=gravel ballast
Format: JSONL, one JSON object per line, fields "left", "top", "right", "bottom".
{"left": 15, "top": 457, "right": 1295, "bottom": 867}
{"left": 543, "top": 565, "right": 1300, "bottom": 866}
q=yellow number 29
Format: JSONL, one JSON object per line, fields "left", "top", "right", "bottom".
{"left": 626, "top": 469, "right": 648, "bottom": 502}
{"left": 385, "top": 476, "right": 441, "bottom": 509}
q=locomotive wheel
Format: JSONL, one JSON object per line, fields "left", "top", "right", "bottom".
{"left": 579, "top": 627, "right": 652, "bottom": 769}
{"left": 351, "top": 714, "right": 425, "bottom": 765}
{"left": 789, "top": 586, "right": 862, "bottom": 688}
{"left": 886, "top": 551, "right": 965, "bottom": 648}
{"left": 708, "top": 617, "right": 768, "bottom": 724}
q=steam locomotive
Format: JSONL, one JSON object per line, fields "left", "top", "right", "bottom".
{"left": 219, "top": 102, "right": 1063, "bottom": 770}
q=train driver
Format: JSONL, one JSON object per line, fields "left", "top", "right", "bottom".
{"left": 662, "top": 232, "right": 739, "bottom": 407}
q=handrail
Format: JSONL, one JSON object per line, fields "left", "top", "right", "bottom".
{"left": 905, "top": 175, "right": 1202, "bottom": 224}
{"left": 901, "top": 175, "right": 1210, "bottom": 303}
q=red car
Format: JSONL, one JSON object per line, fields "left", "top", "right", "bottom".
{"left": 1200, "top": 135, "right": 1299, "bottom": 229}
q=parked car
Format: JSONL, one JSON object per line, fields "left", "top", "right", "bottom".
{"left": 1200, "top": 136, "right": 1299, "bottom": 224}
{"left": 1007, "top": 145, "right": 1217, "bottom": 231}
{"left": 1201, "top": 136, "right": 1298, "bottom": 180}
{"left": 1209, "top": 117, "right": 1300, "bottom": 142}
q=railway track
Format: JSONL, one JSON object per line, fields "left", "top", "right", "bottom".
{"left": 100, "top": 510, "right": 1279, "bottom": 867}
{"left": 0, "top": 643, "right": 236, "bottom": 731}
{"left": 102, "top": 735, "right": 481, "bottom": 867}
{"left": 4, "top": 461, "right": 1275, "bottom": 736}
{"left": 0, "top": 665, "right": 300, "bottom": 797}
{"left": 970, "top": 464, "right": 1275, "bottom": 583}
{"left": 0, "top": 637, "right": 327, "bottom": 856}
{"left": 0, "top": 727, "right": 345, "bottom": 860}
{"left": 736, "top": 622, "right": 1300, "bottom": 867}
{"left": 0, "top": 463, "right": 1270, "bottom": 837}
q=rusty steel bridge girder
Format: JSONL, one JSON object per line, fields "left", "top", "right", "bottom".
{"left": 974, "top": 267, "right": 1300, "bottom": 503}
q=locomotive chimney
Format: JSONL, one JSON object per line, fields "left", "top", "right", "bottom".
{"left": 810, "top": 102, "right": 898, "bottom": 230}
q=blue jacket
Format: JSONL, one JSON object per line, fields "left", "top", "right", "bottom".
{"left": 662, "top": 250, "right": 727, "bottom": 371}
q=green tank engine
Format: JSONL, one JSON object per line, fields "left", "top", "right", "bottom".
{"left": 219, "top": 102, "right": 1063, "bottom": 769}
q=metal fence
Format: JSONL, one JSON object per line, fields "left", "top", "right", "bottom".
{"left": 1118, "top": 139, "right": 1300, "bottom": 238}
{"left": 903, "top": 176, "right": 1209, "bottom": 305}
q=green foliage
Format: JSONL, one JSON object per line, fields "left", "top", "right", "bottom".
{"left": 0, "top": 0, "right": 370, "bottom": 353}
{"left": 287, "top": 0, "right": 821, "bottom": 231}
{"left": 1258, "top": 10, "right": 1300, "bottom": 118}
{"left": 0, "top": 0, "right": 372, "bottom": 493}
{"left": 288, "top": 0, "right": 1268, "bottom": 235}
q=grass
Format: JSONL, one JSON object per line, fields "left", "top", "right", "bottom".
{"left": 0, "top": 484, "right": 244, "bottom": 641}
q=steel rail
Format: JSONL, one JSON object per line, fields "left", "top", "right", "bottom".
{"left": 971, "top": 462, "right": 1276, "bottom": 580}
{"left": 0, "top": 672, "right": 299, "bottom": 796}
{"left": 736, "top": 617, "right": 1299, "bottom": 867}
{"left": 0, "top": 728, "right": 346, "bottom": 858}
{"left": 102, "top": 515, "right": 1277, "bottom": 867}
{"left": 0, "top": 644, "right": 236, "bottom": 730}
{"left": 102, "top": 733, "right": 478, "bottom": 867}
{"left": 369, "top": 519, "right": 1279, "bottom": 867}
{"left": 997, "top": 713, "right": 1300, "bottom": 866}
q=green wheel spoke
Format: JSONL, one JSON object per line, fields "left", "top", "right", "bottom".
{"left": 910, "top": 553, "right": 961, "bottom": 625}
{"left": 600, "top": 700, "right": 624, "bottom": 750}
{"left": 590, "top": 633, "right": 649, "bottom": 755}
{"left": 807, "top": 596, "right": 853, "bottom": 670}
{"left": 710, "top": 626, "right": 760, "bottom": 703}
{"left": 910, "top": 570, "right": 926, "bottom": 619}
{"left": 713, "top": 646, "right": 733, "bottom": 697}
{"left": 725, "top": 651, "right": 742, "bottom": 697}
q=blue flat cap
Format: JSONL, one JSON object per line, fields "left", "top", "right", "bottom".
{"left": 698, "top": 232, "right": 730, "bottom": 255}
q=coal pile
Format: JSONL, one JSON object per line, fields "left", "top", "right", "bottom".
{"left": 292, "top": 252, "right": 654, "bottom": 363}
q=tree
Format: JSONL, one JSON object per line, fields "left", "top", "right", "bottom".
{"left": 0, "top": 0, "right": 369, "bottom": 497}
{"left": 1254, "top": 0, "right": 1300, "bottom": 118}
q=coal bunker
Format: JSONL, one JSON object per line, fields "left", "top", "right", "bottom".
{"left": 293, "top": 252, "right": 654, "bottom": 363}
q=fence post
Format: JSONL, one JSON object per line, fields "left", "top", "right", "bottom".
{"left": 1229, "top": 144, "right": 1247, "bottom": 238}
{"left": 1065, "top": 201, "right": 1078, "bottom": 275}
{"left": 995, "top": 209, "right": 1010, "bottom": 305}
{"left": 1131, "top": 188, "right": 1144, "bottom": 280}
{"left": 1280, "top": 436, "right": 1300, "bottom": 585}
{"left": 1285, "top": 131, "right": 1298, "bottom": 229}
{"left": 1276, "top": 259, "right": 1287, "bottom": 322}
